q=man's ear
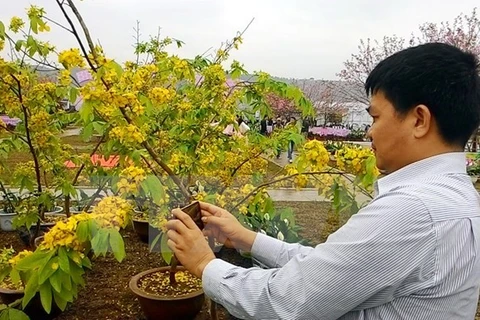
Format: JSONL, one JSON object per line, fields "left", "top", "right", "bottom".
{"left": 411, "top": 105, "right": 432, "bottom": 139}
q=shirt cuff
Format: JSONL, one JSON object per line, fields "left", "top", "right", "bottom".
{"left": 202, "top": 258, "right": 235, "bottom": 304}
{"left": 250, "top": 232, "right": 285, "bottom": 268}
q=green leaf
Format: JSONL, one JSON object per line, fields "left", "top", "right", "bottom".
{"left": 7, "top": 309, "right": 29, "bottom": 320}
{"left": 92, "top": 121, "right": 106, "bottom": 135}
{"left": 22, "top": 272, "right": 39, "bottom": 309}
{"left": 14, "top": 40, "right": 23, "bottom": 52}
{"left": 107, "top": 60, "right": 124, "bottom": 77}
{"left": 81, "top": 123, "right": 94, "bottom": 141}
{"left": 160, "top": 234, "right": 173, "bottom": 265}
{"left": 141, "top": 175, "right": 165, "bottom": 206}
{"left": 91, "top": 229, "right": 109, "bottom": 257}
{"left": 231, "top": 68, "right": 241, "bottom": 80}
{"left": 139, "top": 95, "right": 153, "bottom": 115}
{"left": 30, "top": 17, "right": 39, "bottom": 34}
{"left": 9, "top": 269, "right": 20, "bottom": 285}
{"left": 15, "top": 250, "right": 50, "bottom": 271}
{"left": 67, "top": 250, "right": 83, "bottom": 266}
{"left": 69, "top": 87, "right": 79, "bottom": 104}
{"left": 76, "top": 221, "right": 90, "bottom": 243}
{"left": 79, "top": 100, "right": 94, "bottom": 124}
{"left": 39, "top": 282, "right": 52, "bottom": 314}
{"left": 39, "top": 257, "right": 59, "bottom": 285}
{"left": 149, "top": 232, "right": 162, "bottom": 253}
{"left": 0, "top": 268, "right": 10, "bottom": 284}
{"left": 68, "top": 260, "right": 85, "bottom": 286}
{"left": 59, "top": 270, "right": 72, "bottom": 291}
{"left": 53, "top": 290, "right": 68, "bottom": 311}
{"left": 49, "top": 270, "right": 62, "bottom": 293}
{"left": 108, "top": 229, "right": 125, "bottom": 262}
{"left": 0, "top": 310, "right": 7, "bottom": 320}
{"left": 81, "top": 256, "right": 92, "bottom": 269}
{"left": 0, "top": 22, "right": 5, "bottom": 40}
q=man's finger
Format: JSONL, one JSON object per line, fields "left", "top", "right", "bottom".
{"left": 166, "top": 216, "right": 189, "bottom": 234}
{"left": 199, "top": 201, "right": 224, "bottom": 217}
{"left": 166, "top": 229, "right": 180, "bottom": 243}
{"left": 172, "top": 208, "right": 198, "bottom": 230}
{"left": 203, "top": 229, "right": 212, "bottom": 238}
{"left": 167, "top": 238, "right": 177, "bottom": 252}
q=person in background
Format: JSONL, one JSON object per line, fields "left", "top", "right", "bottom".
{"left": 274, "top": 117, "right": 283, "bottom": 158}
{"left": 166, "top": 43, "right": 480, "bottom": 320}
{"left": 286, "top": 116, "right": 297, "bottom": 163}
{"left": 260, "top": 115, "right": 268, "bottom": 136}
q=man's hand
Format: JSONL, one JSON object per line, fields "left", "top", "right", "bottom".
{"left": 200, "top": 201, "right": 257, "bottom": 252}
{"left": 166, "top": 208, "right": 216, "bottom": 278}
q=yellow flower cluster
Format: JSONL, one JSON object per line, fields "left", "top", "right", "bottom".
{"left": 13, "top": 161, "right": 36, "bottom": 181}
{"left": 92, "top": 196, "right": 132, "bottom": 229}
{"left": 301, "top": 140, "right": 330, "bottom": 170}
{"left": 0, "top": 40, "right": 4, "bottom": 51}
{"left": 30, "top": 110, "right": 50, "bottom": 130}
{"left": 240, "top": 184, "right": 255, "bottom": 195}
{"left": 149, "top": 87, "right": 175, "bottom": 105}
{"left": 59, "top": 69, "right": 72, "bottom": 86}
{"left": 9, "top": 17, "right": 25, "bottom": 33}
{"left": 171, "top": 57, "right": 192, "bottom": 79}
{"left": 151, "top": 213, "right": 169, "bottom": 233}
{"left": 41, "top": 213, "right": 91, "bottom": 251}
{"left": 116, "top": 166, "right": 147, "bottom": 196}
{"left": 58, "top": 48, "right": 85, "bottom": 68}
{"left": 336, "top": 145, "right": 379, "bottom": 176}
{"left": 32, "top": 129, "right": 54, "bottom": 147}
{"left": 27, "top": 5, "right": 45, "bottom": 20}
{"left": 110, "top": 124, "right": 145, "bottom": 145}
{"left": 8, "top": 250, "right": 33, "bottom": 266}
{"left": 284, "top": 165, "right": 309, "bottom": 189}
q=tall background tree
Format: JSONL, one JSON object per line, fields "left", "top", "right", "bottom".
{"left": 338, "top": 7, "right": 480, "bottom": 105}
{"left": 337, "top": 7, "right": 480, "bottom": 149}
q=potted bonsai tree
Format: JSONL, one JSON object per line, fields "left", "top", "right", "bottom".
{"left": 0, "top": 195, "right": 133, "bottom": 319}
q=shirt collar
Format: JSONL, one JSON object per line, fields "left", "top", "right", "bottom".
{"left": 375, "top": 152, "right": 467, "bottom": 196}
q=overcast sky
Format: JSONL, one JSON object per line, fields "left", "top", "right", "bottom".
{"left": 1, "top": 0, "right": 479, "bottom": 80}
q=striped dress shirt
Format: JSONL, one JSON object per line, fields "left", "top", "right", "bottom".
{"left": 202, "top": 152, "right": 480, "bottom": 319}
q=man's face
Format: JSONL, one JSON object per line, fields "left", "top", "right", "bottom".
{"left": 366, "top": 91, "right": 413, "bottom": 173}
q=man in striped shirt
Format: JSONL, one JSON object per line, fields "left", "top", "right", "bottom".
{"left": 167, "top": 42, "right": 480, "bottom": 319}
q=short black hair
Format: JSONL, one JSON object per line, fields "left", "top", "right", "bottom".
{"left": 365, "top": 42, "right": 480, "bottom": 147}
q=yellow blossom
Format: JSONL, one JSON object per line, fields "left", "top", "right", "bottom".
{"left": 9, "top": 17, "right": 25, "bottom": 33}
{"left": 58, "top": 48, "right": 85, "bottom": 68}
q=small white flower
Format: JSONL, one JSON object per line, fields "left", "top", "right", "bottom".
{"left": 277, "top": 231, "right": 285, "bottom": 241}
{"left": 263, "top": 213, "right": 270, "bottom": 221}
{"left": 283, "top": 219, "right": 289, "bottom": 226}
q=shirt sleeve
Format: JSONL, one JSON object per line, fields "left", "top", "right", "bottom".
{"left": 250, "top": 233, "right": 315, "bottom": 268}
{"left": 202, "top": 191, "right": 436, "bottom": 320}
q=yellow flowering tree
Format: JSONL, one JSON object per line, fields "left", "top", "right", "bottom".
{"left": 0, "top": 1, "right": 381, "bottom": 316}
{"left": 0, "top": 6, "right": 99, "bottom": 243}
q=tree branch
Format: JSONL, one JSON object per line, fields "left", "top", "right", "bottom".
{"left": 43, "top": 16, "right": 73, "bottom": 34}
{"left": 232, "top": 170, "right": 343, "bottom": 211}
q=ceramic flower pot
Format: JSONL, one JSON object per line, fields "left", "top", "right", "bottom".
{"left": 133, "top": 210, "right": 161, "bottom": 244}
{"left": 44, "top": 206, "right": 64, "bottom": 215}
{"left": 0, "top": 287, "right": 61, "bottom": 320}
{"left": 129, "top": 267, "right": 204, "bottom": 320}
{"left": 132, "top": 219, "right": 149, "bottom": 243}
{"left": 0, "top": 210, "right": 17, "bottom": 231}
{"left": 69, "top": 207, "right": 93, "bottom": 215}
